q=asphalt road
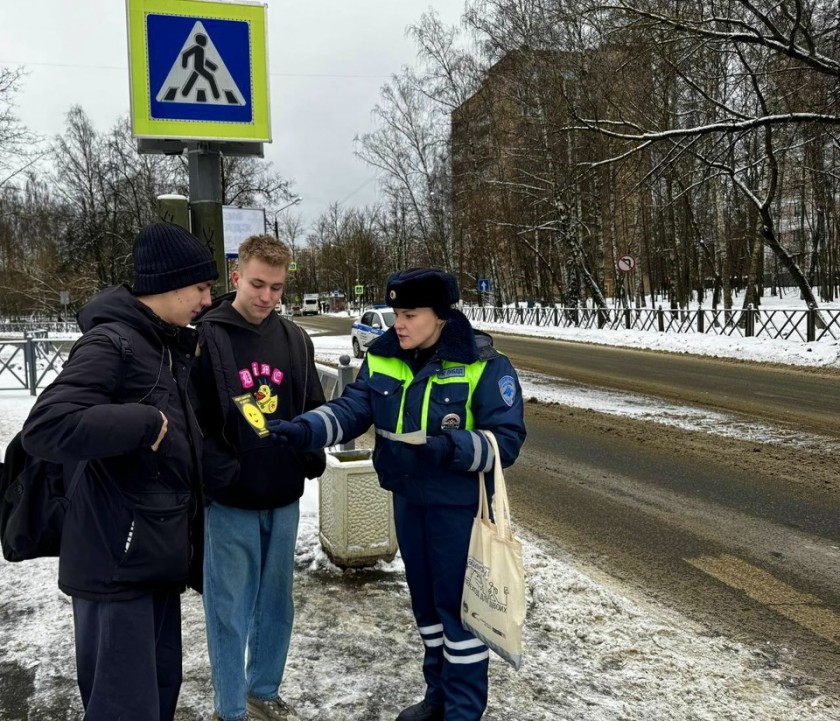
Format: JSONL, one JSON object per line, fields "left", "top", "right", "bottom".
{"left": 301, "top": 314, "right": 840, "bottom": 691}
{"left": 495, "top": 335, "right": 840, "bottom": 437}
{"left": 304, "top": 313, "right": 840, "bottom": 435}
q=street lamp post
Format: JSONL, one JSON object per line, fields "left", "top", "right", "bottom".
{"left": 268, "top": 196, "right": 303, "bottom": 309}
{"left": 271, "top": 196, "right": 303, "bottom": 239}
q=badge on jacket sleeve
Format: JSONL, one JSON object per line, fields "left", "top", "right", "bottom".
{"left": 498, "top": 376, "right": 516, "bottom": 407}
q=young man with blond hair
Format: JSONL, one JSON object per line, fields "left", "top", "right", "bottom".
{"left": 192, "top": 235, "right": 325, "bottom": 721}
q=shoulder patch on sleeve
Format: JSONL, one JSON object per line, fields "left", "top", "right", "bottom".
{"left": 498, "top": 375, "right": 516, "bottom": 407}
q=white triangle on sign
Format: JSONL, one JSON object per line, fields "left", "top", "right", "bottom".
{"left": 155, "top": 21, "right": 246, "bottom": 106}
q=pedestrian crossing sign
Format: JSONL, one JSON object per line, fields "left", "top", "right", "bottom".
{"left": 127, "top": 0, "right": 270, "bottom": 142}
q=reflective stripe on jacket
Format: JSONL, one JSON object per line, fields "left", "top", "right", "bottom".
{"left": 367, "top": 353, "right": 485, "bottom": 433}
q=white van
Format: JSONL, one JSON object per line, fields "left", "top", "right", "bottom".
{"left": 301, "top": 294, "right": 320, "bottom": 315}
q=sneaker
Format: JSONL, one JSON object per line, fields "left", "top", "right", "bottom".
{"left": 395, "top": 699, "right": 445, "bottom": 721}
{"left": 211, "top": 714, "right": 256, "bottom": 721}
{"left": 246, "top": 696, "right": 300, "bottom": 721}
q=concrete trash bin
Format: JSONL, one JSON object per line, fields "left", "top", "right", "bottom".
{"left": 318, "top": 448, "right": 398, "bottom": 568}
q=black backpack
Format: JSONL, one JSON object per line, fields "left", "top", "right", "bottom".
{"left": 0, "top": 323, "right": 133, "bottom": 562}
{"left": 0, "top": 433, "right": 87, "bottom": 561}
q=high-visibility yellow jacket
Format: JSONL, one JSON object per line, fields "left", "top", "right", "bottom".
{"left": 297, "top": 312, "right": 526, "bottom": 506}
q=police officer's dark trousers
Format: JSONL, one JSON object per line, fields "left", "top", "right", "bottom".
{"left": 394, "top": 495, "right": 490, "bottom": 721}
{"left": 72, "top": 589, "right": 182, "bottom": 721}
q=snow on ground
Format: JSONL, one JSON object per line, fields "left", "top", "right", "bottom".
{"left": 1, "top": 318, "right": 838, "bottom": 719}
{"left": 2, "top": 453, "right": 838, "bottom": 720}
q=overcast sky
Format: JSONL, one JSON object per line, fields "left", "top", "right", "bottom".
{"left": 0, "top": 0, "right": 466, "bottom": 227}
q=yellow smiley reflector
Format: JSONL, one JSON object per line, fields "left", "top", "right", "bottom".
{"left": 232, "top": 393, "right": 270, "bottom": 438}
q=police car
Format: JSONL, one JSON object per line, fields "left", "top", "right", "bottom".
{"left": 351, "top": 306, "right": 395, "bottom": 358}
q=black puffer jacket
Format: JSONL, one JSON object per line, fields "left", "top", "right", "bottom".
{"left": 21, "top": 285, "right": 205, "bottom": 601}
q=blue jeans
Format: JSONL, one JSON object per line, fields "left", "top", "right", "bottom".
{"left": 203, "top": 501, "right": 300, "bottom": 721}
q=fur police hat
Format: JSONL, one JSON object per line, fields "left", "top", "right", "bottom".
{"left": 384, "top": 268, "right": 460, "bottom": 318}
{"left": 132, "top": 222, "right": 219, "bottom": 295}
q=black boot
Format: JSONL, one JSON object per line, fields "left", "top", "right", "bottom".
{"left": 395, "top": 699, "right": 445, "bottom": 721}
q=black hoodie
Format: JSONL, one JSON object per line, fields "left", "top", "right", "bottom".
{"left": 193, "top": 299, "right": 326, "bottom": 510}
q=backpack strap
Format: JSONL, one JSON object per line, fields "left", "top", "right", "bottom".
{"left": 279, "top": 317, "right": 308, "bottom": 415}
{"left": 68, "top": 322, "right": 135, "bottom": 389}
{"left": 199, "top": 322, "right": 240, "bottom": 424}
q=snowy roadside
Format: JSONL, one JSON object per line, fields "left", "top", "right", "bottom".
{"left": 470, "top": 319, "right": 840, "bottom": 368}
{"left": 2, "top": 478, "right": 838, "bottom": 721}
{"left": 2, "top": 475, "right": 839, "bottom": 721}
{"left": 1, "top": 331, "right": 838, "bottom": 720}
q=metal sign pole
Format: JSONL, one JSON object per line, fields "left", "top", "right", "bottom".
{"left": 128, "top": 0, "right": 270, "bottom": 299}
{"left": 188, "top": 144, "right": 227, "bottom": 294}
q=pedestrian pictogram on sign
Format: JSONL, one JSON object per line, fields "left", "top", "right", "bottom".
{"left": 617, "top": 255, "right": 636, "bottom": 273}
{"left": 354, "top": 285, "right": 365, "bottom": 296}
{"left": 156, "top": 22, "right": 245, "bottom": 107}
{"left": 289, "top": 261, "right": 298, "bottom": 272}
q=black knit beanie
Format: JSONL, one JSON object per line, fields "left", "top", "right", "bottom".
{"left": 132, "top": 222, "right": 219, "bottom": 295}
{"left": 385, "top": 268, "right": 460, "bottom": 318}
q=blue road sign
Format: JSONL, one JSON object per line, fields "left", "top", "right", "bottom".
{"left": 477, "top": 278, "right": 491, "bottom": 293}
{"left": 146, "top": 14, "right": 253, "bottom": 124}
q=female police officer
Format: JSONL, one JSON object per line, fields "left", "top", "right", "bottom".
{"left": 269, "top": 268, "right": 526, "bottom": 721}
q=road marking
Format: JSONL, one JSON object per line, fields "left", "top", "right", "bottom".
{"left": 685, "top": 553, "right": 840, "bottom": 644}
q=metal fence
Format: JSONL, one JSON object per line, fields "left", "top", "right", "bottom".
{"left": 0, "top": 322, "right": 80, "bottom": 336}
{"left": 0, "top": 331, "right": 69, "bottom": 394}
{"left": 461, "top": 304, "right": 840, "bottom": 342}
{"left": 0, "top": 325, "right": 360, "bottom": 403}
{"left": 3, "top": 301, "right": 835, "bottom": 397}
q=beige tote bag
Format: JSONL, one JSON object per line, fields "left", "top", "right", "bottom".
{"left": 460, "top": 430, "right": 526, "bottom": 670}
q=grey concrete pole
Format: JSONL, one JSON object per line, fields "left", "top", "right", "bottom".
{"left": 156, "top": 194, "right": 190, "bottom": 230}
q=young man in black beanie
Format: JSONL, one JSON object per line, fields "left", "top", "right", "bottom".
{"left": 191, "top": 235, "right": 326, "bottom": 721}
{"left": 21, "top": 222, "right": 218, "bottom": 721}
{"left": 268, "top": 267, "right": 526, "bottom": 721}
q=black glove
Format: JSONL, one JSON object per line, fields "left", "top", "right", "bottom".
{"left": 266, "top": 419, "right": 311, "bottom": 449}
{"left": 415, "top": 433, "right": 455, "bottom": 467}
